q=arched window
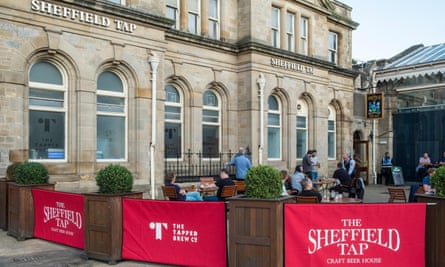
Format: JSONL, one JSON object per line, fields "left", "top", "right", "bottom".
{"left": 96, "top": 71, "right": 127, "bottom": 160}
{"left": 28, "top": 61, "right": 66, "bottom": 160}
{"left": 296, "top": 100, "right": 308, "bottom": 159}
{"left": 164, "top": 85, "right": 182, "bottom": 158}
{"left": 267, "top": 95, "right": 281, "bottom": 159}
{"left": 202, "top": 90, "right": 220, "bottom": 158}
{"left": 328, "top": 105, "right": 336, "bottom": 159}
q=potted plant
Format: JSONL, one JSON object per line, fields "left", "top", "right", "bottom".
{"left": 228, "top": 165, "right": 295, "bottom": 267}
{"left": 84, "top": 164, "right": 143, "bottom": 264}
{"left": 416, "top": 165, "right": 445, "bottom": 267}
{"left": 0, "top": 163, "right": 20, "bottom": 230}
{"left": 7, "top": 162, "right": 55, "bottom": 240}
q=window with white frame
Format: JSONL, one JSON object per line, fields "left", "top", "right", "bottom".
{"left": 188, "top": 0, "right": 200, "bottom": 34}
{"left": 96, "top": 71, "right": 127, "bottom": 160}
{"left": 286, "top": 12, "right": 295, "bottom": 52}
{"left": 208, "top": 0, "right": 219, "bottom": 39}
{"left": 267, "top": 95, "right": 281, "bottom": 159}
{"left": 296, "top": 101, "right": 308, "bottom": 159}
{"left": 271, "top": 7, "right": 280, "bottom": 48}
{"left": 164, "top": 85, "right": 182, "bottom": 159}
{"left": 166, "top": 0, "right": 179, "bottom": 29}
{"left": 202, "top": 90, "right": 220, "bottom": 158}
{"left": 28, "top": 61, "right": 67, "bottom": 161}
{"left": 106, "top": 0, "right": 125, "bottom": 4}
{"left": 299, "top": 17, "right": 308, "bottom": 55}
{"left": 328, "top": 105, "right": 336, "bottom": 159}
{"left": 328, "top": 31, "right": 338, "bottom": 64}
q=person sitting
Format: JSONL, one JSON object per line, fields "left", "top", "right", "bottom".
{"left": 164, "top": 172, "right": 202, "bottom": 201}
{"left": 439, "top": 151, "right": 445, "bottom": 166}
{"left": 298, "top": 177, "right": 322, "bottom": 202}
{"left": 417, "top": 152, "right": 431, "bottom": 181}
{"left": 331, "top": 162, "right": 352, "bottom": 196}
{"left": 280, "top": 169, "right": 291, "bottom": 196}
{"left": 422, "top": 168, "right": 436, "bottom": 194}
{"left": 290, "top": 165, "right": 305, "bottom": 194}
{"left": 215, "top": 168, "right": 235, "bottom": 200}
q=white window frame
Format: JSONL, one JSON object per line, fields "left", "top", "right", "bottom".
{"left": 328, "top": 105, "right": 336, "bottom": 159}
{"left": 299, "top": 17, "right": 308, "bottom": 55}
{"left": 208, "top": 0, "right": 220, "bottom": 39}
{"left": 107, "top": 0, "right": 125, "bottom": 5}
{"left": 164, "top": 85, "right": 183, "bottom": 160}
{"left": 166, "top": 0, "right": 180, "bottom": 29}
{"left": 271, "top": 7, "right": 280, "bottom": 48}
{"left": 188, "top": 0, "right": 201, "bottom": 34}
{"left": 267, "top": 95, "right": 282, "bottom": 160}
{"left": 296, "top": 101, "right": 308, "bottom": 160}
{"left": 328, "top": 31, "right": 338, "bottom": 64}
{"left": 286, "top": 12, "right": 295, "bottom": 52}
{"left": 28, "top": 61, "right": 68, "bottom": 162}
{"left": 96, "top": 71, "right": 128, "bottom": 162}
{"left": 202, "top": 90, "right": 221, "bottom": 159}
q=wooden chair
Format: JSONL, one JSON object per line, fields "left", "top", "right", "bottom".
{"left": 295, "top": 196, "right": 320, "bottom": 203}
{"left": 161, "top": 185, "right": 179, "bottom": 200}
{"left": 220, "top": 185, "right": 237, "bottom": 199}
{"left": 234, "top": 180, "right": 245, "bottom": 194}
{"left": 416, "top": 184, "right": 426, "bottom": 195}
{"left": 387, "top": 187, "right": 407, "bottom": 203}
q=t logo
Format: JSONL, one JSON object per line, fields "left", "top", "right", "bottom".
{"left": 149, "top": 222, "right": 168, "bottom": 240}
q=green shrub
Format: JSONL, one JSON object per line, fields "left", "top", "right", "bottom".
{"left": 96, "top": 164, "right": 133, "bottom": 194}
{"left": 245, "top": 165, "right": 282, "bottom": 199}
{"left": 6, "top": 162, "right": 21, "bottom": 180}
{"left": 15, "top": 162, "right": 49, "bottom": 184}
{"left": 431, "top": 166, "right": 445, "bottom": 197}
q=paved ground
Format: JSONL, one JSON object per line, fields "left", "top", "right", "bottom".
{"left": 0, "top": 184, "right": 411, "bottom": 267}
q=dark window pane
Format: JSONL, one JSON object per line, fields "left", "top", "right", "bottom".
{"left": 29, "top": 110, "right": 65, "bottom": 159}
{"left": 164, "top": 122, "right": 182, "bottom": 158}
{"left": 202, "top": 125, "right": 219, "bottom": 157}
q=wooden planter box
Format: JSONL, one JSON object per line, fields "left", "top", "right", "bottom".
{"left": 0, "top": 178, "right": 11, "bottom": 230}
{"left": 228, "top": 195, "right": 296, "bottom": 267}
{"left": 84, "top": 191, "right": 143, "bottom": 265}
{"left": 7, "top": 183, "right": 55, "bottom": 240}
{"left": 416, "top": 194, "right": 445, "bottom": 267}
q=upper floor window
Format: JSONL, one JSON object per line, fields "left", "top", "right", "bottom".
{"left": 328, "top": 105, "right": 336, "bottom": 159}
{"left": 202, "top": 90, "right": 220, "bottom": 158}
{"left": 164, "top": 85, "right": 183, "bottom": 159}
{"left": 28, "top": 61, "right": 67, "bottom": 161}
{"left": 96, "top": 71, "right": 127, "bottom": 160}
{"left": 208, "top": 0, "right": 220, "bottom": 39}
{"left": 166, "top": 0, "right": 179, "bottom": 29}
{"left": 106, "top": 0, "right": 125, "bottom": 4}
{"left": 299, "top": 17, "right": 308, "bottom": 55}
{"left": 188, "top": 0, "right": 200, "bottom": 34}
{"left": 296, "top": 101, "right": 308, "bottom": 159}
{"left": 267, "top": 95, "right": 281, "bottom": 159}
{"left": 286, "top": 12, "right": 295, "bottom": 52}
{"left": 271, "top": 7, "right": 280, "bottom": 48}
{"left": 328, "top": 31, "right": 338, "bottom": 64}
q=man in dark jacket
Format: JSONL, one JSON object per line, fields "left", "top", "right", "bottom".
{"left": 332, "top": 162, "right": 352, "bottom": 193}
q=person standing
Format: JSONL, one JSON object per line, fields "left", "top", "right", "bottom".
{"left": 381, "top": 152, "right": 394, "bottom": 185}
{"left": 302, "top": 150, "right": 313, "bottom": 179}
{"left": 342, "top": 153, "right": 356, "bottom": 179}
{"left": 226, "top": 147, "right": 252, "bottom": 180}
{"left": 310, "top": 150, "right": 320, "bottom": 187}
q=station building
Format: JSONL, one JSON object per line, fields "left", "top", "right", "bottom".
{"left": 0, "top": 0, "right": 359, "bottom": 196}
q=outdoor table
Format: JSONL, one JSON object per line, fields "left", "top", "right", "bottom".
{"left": 321, "top": 197, "right": 362, "bottom": 204}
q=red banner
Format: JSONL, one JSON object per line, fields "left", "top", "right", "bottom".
{"left": 285, "top": 204, "right": 425, "bottom": 267}
{"left": 122, "top": 199, "right": 227, "bottom": 267}
{"left": 32, "top": 189, "right": 84, "bottom": 249}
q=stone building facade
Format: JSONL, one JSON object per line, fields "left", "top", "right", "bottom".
{"left": 0, "top": 0, "right": 358, "bottom": 197}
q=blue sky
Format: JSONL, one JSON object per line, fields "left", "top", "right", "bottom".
{"left": 340, "top": 0, "right": 445, "bottom": 62}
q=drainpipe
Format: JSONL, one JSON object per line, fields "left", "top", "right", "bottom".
{"left": 257, "top": 73, "right": 266, "bottom": 165}
{"left": 149, "top": 52, "right": 160, "bottom": 199}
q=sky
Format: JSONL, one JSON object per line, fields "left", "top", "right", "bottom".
{"left": 340, "top": 0, "right": 445, "bottom": 62}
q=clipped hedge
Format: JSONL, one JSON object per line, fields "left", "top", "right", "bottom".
{"left": 431, "top": 166, "right": 445, "bottom": 197}
{"left": 245, "top": 165, "right": 282, "bottom": 199}
{"left": 96, "top": 164, "right": 133, "bottom": 194}
{"left": 15, "top": 162, "right": 49, "bottom": 184}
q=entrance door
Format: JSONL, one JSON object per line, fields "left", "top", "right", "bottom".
{"left": 353, "top": 139, "right": 369, "bottom": 185}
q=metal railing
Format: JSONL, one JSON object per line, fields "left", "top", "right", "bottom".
{"left": 164, "top": 148, "right": 251, "bottom": 183}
